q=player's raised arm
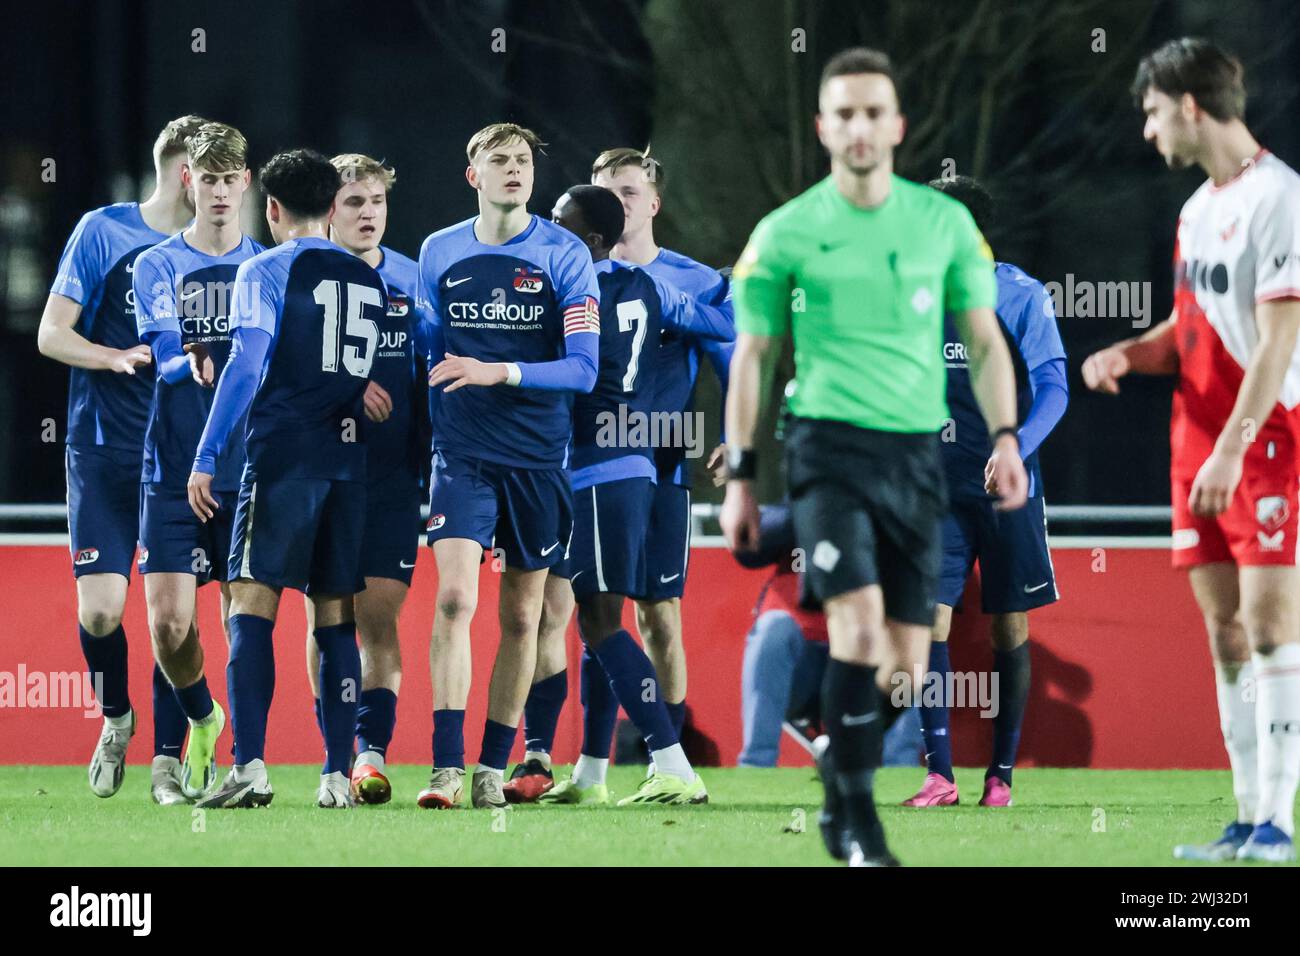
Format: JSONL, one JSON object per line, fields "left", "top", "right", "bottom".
{"left": 1081, "top": 311, "right": 1179, "bottom": 394}
{"left": 38, "top": 213, "right": 152, "bottom": 374}
{"left": 651, "top": 273, "right": 735, "bottom": 343}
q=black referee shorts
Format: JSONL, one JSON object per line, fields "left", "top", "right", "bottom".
{"left": 785, "top": 417, "right": 946, "bottom": 626}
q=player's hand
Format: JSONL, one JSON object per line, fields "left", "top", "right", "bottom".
{"left": 707, "top": 443, "right": 727, "bottom": 487}
{"left": 110, "top": 345, "right": 152, "bottom": 375}
{"left": 986, "top": 435, "right": 1029, "bottom": 511}
{"left": 1188, "top": 448, "right": 1242, "bottom": 518}
{"left": 1081, "top": 346, "right": 1130, "bottom": 395}
{"left": 183, "top": 343, "right": 215, "bottom": 388}
{"left": 187, "top": 470, "right": 219, "bottom": 523}
{"left": 363, "top": 380, "right": 393, "bottom": 422}
{"left": 428, "top": 353, "right": 508, "bottom": 392}
{"left": 720, "top": 479, "right": 761, "bottom": 552}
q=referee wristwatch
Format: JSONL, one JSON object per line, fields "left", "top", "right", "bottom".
{"left": 726, "top": 447, "right": 758, "bottom": 481}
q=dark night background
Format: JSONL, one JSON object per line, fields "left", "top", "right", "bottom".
{"left": 2, "top": 0, "right": 1298, "bottom": 519}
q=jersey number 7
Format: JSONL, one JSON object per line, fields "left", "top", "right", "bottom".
{"left": 314, "top": 279, "right": 380, "bottom": 378}
{"left": 617, "top": 299, "right": 648, "bottom": 392}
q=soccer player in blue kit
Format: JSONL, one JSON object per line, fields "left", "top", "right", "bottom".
{"left": 902, "top": 176, "right": 1068, "bottom": 809}
{"left": 415, "top": 123, "right": 601, "bottom": 810}
{"left": 188, "top": 149, "right": 388, "bottom": 809}
{"left": 592, "top": 148, "right": 734, "bottom": 746}
{"left": 133, "top": 121, "right": 263, "bottom": 803}
{"left": 302, "top": 153, "right": 429, "bottom": 805}
{"left": 38, "top": 114, "right": 207, "bottom": 799}
{"left": 534, "top": 185, "right": 733, "bottom": 805}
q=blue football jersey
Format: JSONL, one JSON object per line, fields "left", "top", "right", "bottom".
{"left": 49, "top": 203, "right": 171, "bottom": 450}
{"left": 641, "top": 248, "right": 734, "bottom": 485}
{"left": 941, "top": 261, "right": 1065, "bottom": 498}
{"left": 234, "top": 237, "right": 388, "bottom": 482}
{"left": 368, "top": 246, "right": 429, "bottom": 482}
{"left": 571, "top": 259, "right": 735, "bottom": 490}
{"left": 417, "top": 215, "right": 599, "bottom": 469}
{"left": 134, "top": 232, "right": 264, "bottom": 490}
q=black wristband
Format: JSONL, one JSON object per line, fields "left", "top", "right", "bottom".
{"left": 990, "top": 426, "right": 1019, "bottom": 445}
{"left": 726, "top": 447, "right": 759, "bottom": 481}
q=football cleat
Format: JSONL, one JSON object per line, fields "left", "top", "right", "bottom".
{"left": 902, "top": 772, "right": 959, "bottom": 807}
{"left": 615, "top": 771, "right": 708, "bottom": 806}
{"left": 181, "top": 701, "right": 225, "bottom": 799}
{"left": 979, "top": 776, "right": 1013, "bottom": 807}
{"left": 503, "top": 758, "right": 554, "bottom": 803}
{"left": 1173, "top": 821, "right": 1254, "bottom": 861}
{"left": 195, "top": 760, "right": 273, "bottom": 809}
{"left": 150, "top": 755, "right": 189, "bottom": 806}
{"left": 538, "top": 777, "right": 610, "bottom": 806}
{"left": 350, "top": 752, "right": 391, "bottom": 805}
{"left": 416, "top": 767, "right": 465, "bottom": 809}
{"left": 848, "top": 841, "right": 902, "bottom": 867}
{"left": 471, "top": 769, "right": 509, "bottom": 809}
{"left": 89, "top": 710, "right": 135, "bottom": 798}
{"left": 318, "top": 771, "right": 354, "bottom": 808}
{"left": 1236, "top": 822, "right": 1295, "bottom": 863}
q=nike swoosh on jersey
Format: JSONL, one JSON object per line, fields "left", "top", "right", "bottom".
{"left": 445, "top": 276, "right": 472, "bottom": 288}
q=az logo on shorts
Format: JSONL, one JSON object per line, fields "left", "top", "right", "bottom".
{"left": 74, "top": 548, "right": 100, "bottom": 566}
{"left": 136, "top": 548, "right": 149, "bottom": 565}
{"left": 1256, "top": 496, "right": 1290, "bottom": 531}
{"left": 427, "top": 513, "right": 446, "bottom": 531}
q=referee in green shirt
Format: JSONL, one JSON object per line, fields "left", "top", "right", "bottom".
{"left": 722, "top": 48, "right": 1028, "bottom": 866}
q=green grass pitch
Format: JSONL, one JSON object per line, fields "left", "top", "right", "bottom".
{"left": 1, "top": 765, "right": 1289, "bottom": 866}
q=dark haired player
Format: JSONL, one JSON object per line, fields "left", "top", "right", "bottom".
{"left": 188, "top": 149, "right": 388, "bottom": 809}
{"left": 416, "top": 124, "right": 600, "bottom": 811}
{"left": 531, "top": 185, "right": 733, "bottom": 805}
{"left": 903, "top": 175, "right": 1067, "bottom": 809}
{"left": 724, "top": 47, "right": 1025, "bottom": 865}
{"left": 38, "top": 114, "right": 207, "bottom": 800}
{"left": 1085, "top": 38, "right": 1300, "bottom": 862}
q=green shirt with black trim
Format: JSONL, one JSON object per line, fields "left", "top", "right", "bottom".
{"left": 733, "top": 174, "right": 995, "bottom": 433}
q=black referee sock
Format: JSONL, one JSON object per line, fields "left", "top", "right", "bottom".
{"left": 823, "top": 658, "right": 887, "bottom": 856}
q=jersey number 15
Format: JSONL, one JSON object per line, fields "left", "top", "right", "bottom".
{"left": 314, "top": 279, "right": 380, "bottom": 378}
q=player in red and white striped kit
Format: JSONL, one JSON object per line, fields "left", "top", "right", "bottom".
{"left": 1084, "top": 38, "right": 1300, "bottom": 862}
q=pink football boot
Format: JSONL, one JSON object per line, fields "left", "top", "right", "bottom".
{"left": 979, "top": 776, "right": 1013, "bottom": 807}
{"left": 901, "top": 772, "right": 959, "bottom": 807}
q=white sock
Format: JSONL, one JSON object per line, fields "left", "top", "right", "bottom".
{"left": 1253, "top": 645, "right": 1300, "bottom": 835}
{"left": 357, "top": 749, "right": 386, "bottom": 773}
{"left": 572, "top": 754, "right": 608, "bottom": 788}
{"left": 650, "top": 743, "right": 694, "bottom": 783}
{"left": 105, "top": 710, "right": 133, "bottom": 730}
{"left": 235, "top": 758, "right": 266, "bottom": 782}
{"left": 476, "top": 764, "right": 504, "bottom": 776}
{"left": 191, "top": 706, "right": 218, "bottom": 727}
{"left": 524, "top": 750, "right": 552, "bottom": 771}
{"left": 1214, "top": 660, "right": 1258, "bottom": 822}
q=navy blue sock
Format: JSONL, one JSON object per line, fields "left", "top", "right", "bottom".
{"left": 920, "top": 641, "right": 954, "bottom": 782}
{"left": 989, "top": 643, "right": 1031, "bottom": 785}
{"left": 478, "top": 719, "right": 517, "bottom": 771}
{"left": 152, "top": 663, "right": 188, "bottom": 759}
{"left": 523, "top": 669, "right": 568, "bottom": 754}
{"left": 433, "top": 709, "right": 466, "bottom": 769}
{"left": 666, "top": 699, "right": 686, "bottom": 739}
{"left": 579, "top": 648, "right": 619, "bottom": 758}
{"left": 357, "top": 687, "right": 398, "bottom": 758}
{"left": 313, "top": 697, "right": 324, "bottom": 738}
{"left": 79, "top": 624, "right": 130, "bottom": 718}
{"left": 315, "top": 622, "right": 361, "bottom": 776}
{"left": 172, "top": 673, "right": 214, "bottom": 723}
{"left": 226, "top": 614, "right": 275, "bottom": 765}
{"left": 592, "top": 630, "right": 678, "bottom": 753}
